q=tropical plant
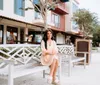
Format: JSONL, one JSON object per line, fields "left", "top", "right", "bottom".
{"left": 73, "top": 9, "right": 99, "bottom": 38}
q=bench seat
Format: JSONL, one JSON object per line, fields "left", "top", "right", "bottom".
{"left": 0, "top": 63, "right": 49, "bottom": 78}
{"left": 14, "top": 65, "right": 49, "bottom": 78}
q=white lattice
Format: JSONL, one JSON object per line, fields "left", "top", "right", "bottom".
{"left": 57, "top": 45, "right": 74, "bottom": 55}
{"left": 0, "top": 44, "right": 41, "bottom": 68}
{"left": 0, "top": 44, "right": 74, "bottom": 67}
{"left": 57, "top": 45, "right": 86, "bottom": 76}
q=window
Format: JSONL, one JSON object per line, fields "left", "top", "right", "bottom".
{"left": 55, "top": 15, "right": 60, "bottom": 27}
{"left": 72, "top": 3, "right": 79, "bottom": 31}
{"left": 33, "top": 0, "right": 39, "bottom": 4}
{"left": 34, "top": 11, "right": 42, "bottom": 19}
{"left": 0, "top": 25, "right": 3, "bottom": 44}
{"left": 72, "top": 3, "right": 78, "bottom": 13}
{"left": 52, "top": 14, "right": 60, "bottom": 28}
{"left": 72, "top": 21, "right": 78, "bottom": 29}
{"left": 0, "top": 0, "right": 3, "bottom": 10}
{"left": 14, "top": 0, "right": 25, "bottom": 16}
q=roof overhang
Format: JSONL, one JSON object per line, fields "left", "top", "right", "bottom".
{"left": 0, "top": 15, "right": 43, "bottom": 29}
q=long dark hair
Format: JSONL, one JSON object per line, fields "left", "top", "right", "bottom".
{"left": 42, "top": 28, "right": 54, "bottom": 49}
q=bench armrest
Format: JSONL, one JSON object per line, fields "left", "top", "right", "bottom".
{"left": 75, "top": 51, "right": 88, "bottom": 58}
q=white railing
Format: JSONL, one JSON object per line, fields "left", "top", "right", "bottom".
{"left": 0, "top": 44, "right": 74, "bottom": 68}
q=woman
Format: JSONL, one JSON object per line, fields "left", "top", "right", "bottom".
{"left": 41, "top": 29, "right": 59, "bottom": 84}
{"left": 7, "top": 32, "right": 16, "bottom": 44}
{"left": 27, "top": 34, "right": 33, "bottom": 42}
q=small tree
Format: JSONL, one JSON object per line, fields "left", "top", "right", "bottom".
{"left": 21, "top": 0, "right": 69, "bottom": 30}
{"left": 73, "top": 9, "right": 98, "bottom": 38}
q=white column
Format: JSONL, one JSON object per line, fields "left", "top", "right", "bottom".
{"left": 18, "top": 27, "right": 20, "bottom": 44}
{"left": 3, "top": 25, "right": 7, "bottom": 44}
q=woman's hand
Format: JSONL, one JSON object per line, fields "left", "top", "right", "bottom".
{"left": 45, "top": 50, "right": 52, "bottom": 55}
{"left": 43, "top": 49, "right": 53, "bottom": 55}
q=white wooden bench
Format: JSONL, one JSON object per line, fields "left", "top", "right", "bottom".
{"left": 0, "top": 44, "right": 86, "bottom": 85}
{"left": 57, "top": 45, "right": 87, "bottom": 76}
{"left": 0, "top": 44, "right": 61, "bottom": 85}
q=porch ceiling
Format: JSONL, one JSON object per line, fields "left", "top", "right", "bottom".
{"left": 0, "top": 15, "right": 44, "bottom": 29}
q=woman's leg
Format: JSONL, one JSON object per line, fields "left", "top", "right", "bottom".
{"left": 50, "top": 59, "right": 56, "bottom": 77}
{"left": 49, "top": 59, "right": 59, "bottom": 82}
{"left": 52, "top": 60, "right": 58, "bottom": 82}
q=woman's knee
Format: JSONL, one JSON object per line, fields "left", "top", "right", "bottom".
{"left": 51, "top": 59, "right": 58, "bottom": 66}
{"left": 54, "top": 59, "right": 59, "bottom": 65}
{"left": 52, "top": 59, "right": 56, "bottom": 63}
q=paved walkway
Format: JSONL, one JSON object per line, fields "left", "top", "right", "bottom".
{"left": 61, "top": 52, "right": 100, "bottom": 85}
{"left": 0, "top": 52, "right": 100, "bottom": 85}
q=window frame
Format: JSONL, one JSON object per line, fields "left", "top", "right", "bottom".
{"left": 14, "top": 0, "right": 25, "bottom": 16}
{"left": 0, "top": 0, "right": 3, "bottom": 10}
{"left": 34, "top": 11, "right": 42, "bottom": 19}
{"left": 72, "top": 3, "right": 78, "bottom": 13}
{"left": 52, "top": 13, "right": 60, "bottom": 28}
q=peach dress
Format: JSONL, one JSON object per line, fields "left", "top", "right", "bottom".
{"left": 41, "top": 40, "right": 58, "bottom": 66}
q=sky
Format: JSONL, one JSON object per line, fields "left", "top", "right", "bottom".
{"left": 79, "top": 0, "right": 100, "bottom": 20}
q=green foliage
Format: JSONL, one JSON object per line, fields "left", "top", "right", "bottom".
{"left": 73, "top": 9, "right": 99, "bottom": 38}
{"left": 92, "top": 25, "right": 100, "bottom": 47}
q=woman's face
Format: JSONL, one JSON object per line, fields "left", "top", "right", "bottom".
{"left": 47, "top": 31, "right": 52, "bottom": 40}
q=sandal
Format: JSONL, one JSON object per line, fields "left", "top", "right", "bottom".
{"left": 52, "top": 78, "right": 60, "bottom": 85}
{"left": 47, "top": 76, "right": 52, "bottom": 84}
